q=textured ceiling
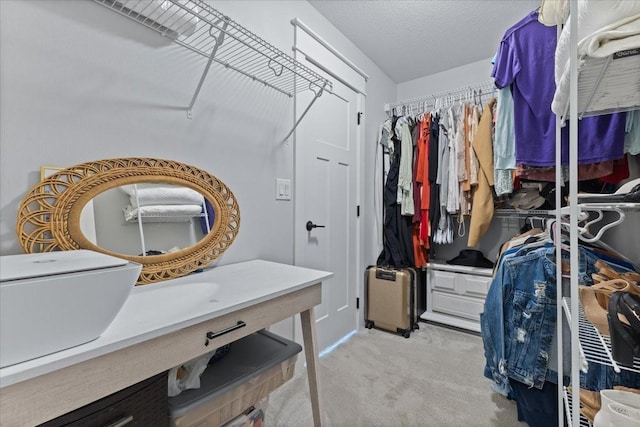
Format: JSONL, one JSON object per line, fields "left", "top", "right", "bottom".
{"left": 309, "top": 0, "right": 541, "bottom": 83}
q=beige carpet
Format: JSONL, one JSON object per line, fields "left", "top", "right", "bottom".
{"left": 265, "top": 322, "right": 523, "bottom": 426}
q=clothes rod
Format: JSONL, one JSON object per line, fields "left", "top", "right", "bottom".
{"left": 385, "top": 80, "right": 496, "bottom": 112}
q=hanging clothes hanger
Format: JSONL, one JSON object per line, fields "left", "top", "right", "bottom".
{"left": 578, "top": 206, "right": 625, "bottom": 244}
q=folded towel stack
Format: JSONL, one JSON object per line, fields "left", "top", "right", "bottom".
{"left": 121, "top": 184, "right": 206, "bottom": 223}
{"left": 123, "top": 205, "right": 204, "bottom": 222}
{"left": 121, "top": 184, "right": 204, "bottom": 208}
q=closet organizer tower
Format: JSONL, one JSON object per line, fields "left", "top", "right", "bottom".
{"left": 558, "top": 1, "right": 640, "bottom": 426}
{"left": 381, "top": 4, "right": 640, "bottom": 426}
{"left": 487, "top": 2, "right": 640, "bottom": 426}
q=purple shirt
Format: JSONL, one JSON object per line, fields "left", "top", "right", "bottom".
{"left": 492, "top": 11, "right": 626, "bottom": 167}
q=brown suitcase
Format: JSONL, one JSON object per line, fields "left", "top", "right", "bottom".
{"left": 364, "top": 266, "right": 418, "bottom": 338}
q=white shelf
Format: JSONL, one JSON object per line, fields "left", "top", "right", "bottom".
{"left": 426, "top": 262, "right": 493, "bottom": 277}
{"left": 557, "top": 203, "right": 640, "bottom": 213}
{"left": 563, "top": 386, "right": 592, "bottom": 427}
{"left": 94, "top": 0, "right": 331, "bottom": 99}
{"left": 494, "top": 208, "right": 552, "bottom": 217}
{"left": 92, "top": 0, "right": 332, "bottom": 139}
{"left": 559, "top": 50, "right": 640, "bottom": 119}
{"left": 563, "top": 298, "right": 640, "bottom": 374}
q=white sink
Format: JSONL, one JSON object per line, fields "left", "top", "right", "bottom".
{"left": 0, "top": 250, "right": 141, "bottom": 368}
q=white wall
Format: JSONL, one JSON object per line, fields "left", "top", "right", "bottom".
{"left": 397, "top": 57, "right": 494, "bottom": 101}
{"left": 0, "top": 0, "right": 395, "bottom": 274}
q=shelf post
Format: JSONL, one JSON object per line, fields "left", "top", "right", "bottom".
{"left": 186, "top": 18, "right": 230, "bottom": 119}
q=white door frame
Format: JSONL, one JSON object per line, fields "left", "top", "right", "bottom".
{"left": 291, "top": 19, "right": 367, "bottom": 348}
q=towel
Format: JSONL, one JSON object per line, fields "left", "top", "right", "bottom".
{"left": 123, "top": 204, "right": 203, "bottom": 222}
{"left": 120, "top": 184, "right": 204, "bottom": 208}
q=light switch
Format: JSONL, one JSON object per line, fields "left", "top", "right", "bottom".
{"left": 276, "top": 178, "right": 291, "bottom": 200}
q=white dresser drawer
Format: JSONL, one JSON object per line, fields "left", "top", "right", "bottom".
{"left": 430, "top": 269, "right": 457, "bottom": 292}
{"left": 424, "top": 263, "right": 493, "bottom": 331}
{"left": 431, "top": 291, "right": 484, "bottom": 321}
{"left": 459, "top": 274, "right": 492, "bottom": 298}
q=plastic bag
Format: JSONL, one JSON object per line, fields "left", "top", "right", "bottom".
{"left": 167, "top": 350, "right": 215, "bottom": 397}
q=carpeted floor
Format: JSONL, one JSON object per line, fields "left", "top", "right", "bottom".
{"left": 265, "top": 322, "right": 523, "bottom": 426}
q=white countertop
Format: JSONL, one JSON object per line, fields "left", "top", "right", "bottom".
{"left": 0, "top": 259, "right": 332, "bottom": 388}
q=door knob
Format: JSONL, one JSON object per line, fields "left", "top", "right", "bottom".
{"left": 306, "top": 221, "right": 326, "bottom": 231}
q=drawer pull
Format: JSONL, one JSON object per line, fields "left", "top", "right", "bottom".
{"left": 106, "top": 415, "right": 134, "bottom": 427}
{"left": 205, "top": 321, "right": 246, "bottom": 345}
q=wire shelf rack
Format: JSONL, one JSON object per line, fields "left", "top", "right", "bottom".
{"left": 93, "top": 0, "right": 332, "bottom": 122}
{"left": 563, "top": 298, "right": 640, "bottom": 374}
{"left": 558, "top": 51, "right": 640, "bottom": 121}
{"left": 563, "top": 386, "right": 593, "bottom": 427}
{"left": 493, "top": 208, "right": 553, "bottom": 218}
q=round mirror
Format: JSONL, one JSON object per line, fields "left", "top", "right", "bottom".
{"left": 17, "top": 158, "right": 240, "bottom": 284}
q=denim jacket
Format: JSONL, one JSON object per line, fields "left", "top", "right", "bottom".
{"left": 482, "top": 245, "right": 560, "bottom": 392}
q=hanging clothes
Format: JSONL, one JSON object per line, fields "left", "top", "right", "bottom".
{"left": 435, "top": 109, "right": 454, "bottom": 244}
{"left": 492, "top": 10, "right": 627, "bottom": 168}
{"left": 374, "top": 120, "right": 392, "bottom": 255}
{"left": 398, "top": 120, "right": 415, "bottom": 216}
{"left": 428, "top": 112, "right": 440, "bottom": 251}
{"left": 481, "top": 226, "right": 640, "bottom": 423}
{"left": 412, "top": 115, "right": 430, "bottom": 267}
{"left": 447, "top": 106, "right": 461, "bottom": 215}
{"left": 494, "top": 86, "right": 516, "bottom": 196}
{"left": 468, "top": 98, "right": 497, "bottom": 247}
{"left": 377, "top": 116, "right": 414, "bottom": 268}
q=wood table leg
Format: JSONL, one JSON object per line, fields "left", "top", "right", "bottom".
{"left": 300, "top": 306, "right": 323, "bottom": 427}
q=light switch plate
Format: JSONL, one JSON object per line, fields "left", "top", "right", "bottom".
{"left": 276, "top": 178, "right": 291, "bottom": 200}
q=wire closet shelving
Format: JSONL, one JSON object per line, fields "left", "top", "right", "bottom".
{"left": 93, "top": 0, "right": 333, "bottom": 140}
{"left": 560, "top": 1, "right": 640, "bottom": 425}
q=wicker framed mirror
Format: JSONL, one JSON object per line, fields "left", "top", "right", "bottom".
{"left": 17, "top": 158, "right": 240, "bottom": 284}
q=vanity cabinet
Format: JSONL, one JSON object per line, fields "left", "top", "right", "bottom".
{"left": 0, "top": 260, "right": 330, "bottom": 427}
{"left": 421, "top": 263, "right": 493, "bottom": 332}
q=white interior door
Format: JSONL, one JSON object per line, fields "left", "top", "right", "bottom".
{"left": 294, "top": 80, "right": 360, "bottom": 352}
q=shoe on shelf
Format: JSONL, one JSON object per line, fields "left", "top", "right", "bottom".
{"left": 580, "top": 285, "right": 612, "bottom": 336}
{"left": 608, "top": 292, "right": 640, "bottom": 368}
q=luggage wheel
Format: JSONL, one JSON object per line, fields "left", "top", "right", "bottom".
{"left": 365, "top": 321, "right": 374, "bottom": 329}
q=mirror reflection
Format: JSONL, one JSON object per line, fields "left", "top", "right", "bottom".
{"left": 91, "top": 183, "right": 214, "bottom": 256}
{"left": 20, "top": 158, "right": 240, "bottom": 284}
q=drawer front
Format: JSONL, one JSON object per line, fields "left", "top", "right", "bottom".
{"left": 40, "top": 373, "right": 168, "bottom": 427}
{"left": 459, "top": 274, "right": 492, "bottom": 298}
{"left": 432, "top": 291, "right": 484, "bottom": 322}
{"left": 430, "top": 270, "right": 457, "bottom": 292}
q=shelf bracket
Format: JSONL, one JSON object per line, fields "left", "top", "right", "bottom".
{"left": 187, "top": 18, "right": 230, "bottom": 119}
{"left": 281, "top": 81, "right": 327, "bottom": 143}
